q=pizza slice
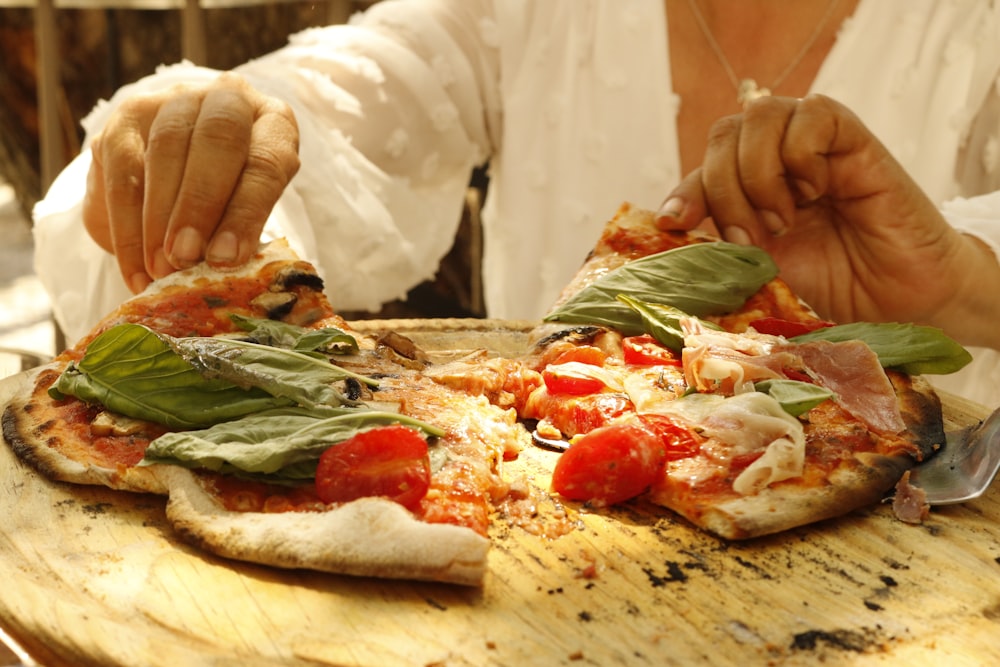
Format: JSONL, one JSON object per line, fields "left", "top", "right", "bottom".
{"left": 2, "top": 239, "right": 341, "bottom": 495}
{"left": 434, "top": 203, "right": 966, "bottom": 540}
{"left": 2, "top": 240, "right": 528, "bottom": 585}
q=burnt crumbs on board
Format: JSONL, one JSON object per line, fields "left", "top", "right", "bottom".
{"left": 643, "top": 561, "right": 688, "bottom": 586}
{"left": 790, "top": 626, "right": 889, "bottom": 653}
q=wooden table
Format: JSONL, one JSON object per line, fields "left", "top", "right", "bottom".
{"left": 1, "top": 323, "right": 999, "bottom": 666}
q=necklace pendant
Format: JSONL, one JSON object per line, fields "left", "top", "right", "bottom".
{"left": 737, "top": 78, "right": 771, "bottom": 109}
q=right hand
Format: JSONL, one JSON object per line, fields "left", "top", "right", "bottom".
{"left": 82, "top": 72, "right": 301, "bottom": 293}
{"left": 655, "top": 94, "right": 1000, "bottom": 347}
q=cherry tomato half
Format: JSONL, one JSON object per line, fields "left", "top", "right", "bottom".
{"left": 315, "top": 424, "right": 431, "bottom": 510}
{"left": 622, "top": 334, "right": 681, "bottom": 366}
{"left": 551, "top": 418, "right": 667, "bottom": 506}
{"left": 637, "top": 414, "right": 702, "bottom": 461}
{"left": 542, "top": 363, "right": 609, "bottom": 396}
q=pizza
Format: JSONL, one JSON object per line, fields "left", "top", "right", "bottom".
{"left": 428, "top": 204, "right": 966, "bottom": 539}
{"left": 2, "top": 240, "right": 528, "bottom": 585}
{"left": 1, "top": 205, "right": 970, "bottom": 586}
{"left": 534, "top": 206, "right": 955, "bottom": 538}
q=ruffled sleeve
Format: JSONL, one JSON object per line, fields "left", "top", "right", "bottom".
{"left": 33, "top": 0, "right": 501, "bottom": 342}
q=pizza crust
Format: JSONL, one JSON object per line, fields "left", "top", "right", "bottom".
{"left": 650, "top": 369, "right": 946, "bottom": 540}
{"left": 892, "top": 372, "right": 946, "bottom": 462}
{"left": 673, "top": 452, "right": 913, "bottom": 540}
{"left": 157, "top": 466, "right": 490, "bottom": 586}
{"left": 1, "top": 365, "right": 167, "bottom": 494}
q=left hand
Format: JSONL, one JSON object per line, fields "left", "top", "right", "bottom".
{"left": 656, "top": 94, "right": 997, "bottom": 345}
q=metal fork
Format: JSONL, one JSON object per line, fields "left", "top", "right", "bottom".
{"left": 908, "top": 407, "right": 1000, "bottom": 505}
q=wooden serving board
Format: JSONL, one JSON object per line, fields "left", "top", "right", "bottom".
{"left": 2, "top": 321, "right": 999, "bottom": 667}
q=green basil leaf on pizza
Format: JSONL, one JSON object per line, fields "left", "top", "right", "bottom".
{"left": 50, "top": 323, "right": 379, "bottom": 429}
{"left": 229, "top": 313, "right": 359, "bottom": 353}
{"left": 50, "top": 323, "right": 292, "bottom": 429}
{"left": 791, "top": 322, "right": 972, "bottom": 375}
{"left": 754, "top": 379, "right": 835, "bottom": 417}
{"left": 544, "top": 242, "right": 778, "bottom": 334}
{"left": 616, "top": 295, "right": 723, "bottom": 352}
{"left": 141, "top": 407, "right": 444, "bottom": 482}
{"left": 171, "top": 335, "right": 376, "bottom": 410}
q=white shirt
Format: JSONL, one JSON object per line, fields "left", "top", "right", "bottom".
{"left": 33, "top": 0, "right": 1000, "bottom": 405}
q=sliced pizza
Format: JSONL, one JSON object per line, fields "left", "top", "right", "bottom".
{"left": 431, "top": 203, "right": 964, "bottom": 540}
{"left": 2, "top": 239, "right": 528, "bottom": 585}
{"left": 0, "top": 203, "right": 972, "bottom": 587}
{"left": 519, "top": 204, "right": 961, "bottom": 539}
{"left": 2, "top": 239, "right": 342, "bottom": 495}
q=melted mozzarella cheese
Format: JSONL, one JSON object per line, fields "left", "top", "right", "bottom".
{"left": 640, "top": 392, "right": 806, "bottom": 496}
{"left": 621, "top": 365, "right": 688, "bottom": 413}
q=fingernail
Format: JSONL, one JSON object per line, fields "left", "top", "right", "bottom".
{"left": 128, "top": 272, "right": 151, "bottom": 294}
{"left": 207, "top": 231, "right": 240, "bottom": 264}
{"left": 171, "top": 226, "right": 204, "bottom": 267}
{"left": 655, "top": 196, "right": 685, "bottom": 222}
{"left": 151, "top": 248, "right": 173, "bottom": 279}
{"left": 722, "top": 226, "right": 752, "bottom": 246}
{"left": 760, "top": 210, "right": 787, "bottom": 236}
{"left": 794, "top": 179, "right": 819, "bottom": 202}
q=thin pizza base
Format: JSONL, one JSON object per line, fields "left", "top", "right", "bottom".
{"left": 159, "top": 466, "right": 490, "bottom": 586}
{"left": 0, "top": 239, "right": 513, "bottom": 586}
{"left": 656, "top": 452, "right": 913, "bottom": 540}
{"left": 649, "top": 374, "right": 944, "bottom": 540}
{"left": 2, "top": 366, "right": 168, "bottom": 494}
{"left": 0, "top": 207, "right": 955, "bottom": 586}
{"left": 2, "top": 363, "right": 502, "bottom": 586}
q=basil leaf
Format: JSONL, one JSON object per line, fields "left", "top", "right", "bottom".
{"left": 142, "top": 407, "right": 444, "bottom": 482}
{"left": 50, "top": 323, "right": 291, "bottom": 429}
{"left": 229, "top": 314, "right": 358, "bottom": 354}
{"left": 171, "top": 336, "right": 376, "bottom": 410}
{"left": 617, "top": 295, "right": 723, "bottom": 352}
{"left": 754, "top": 379, "right": 834, "bottom": 417}
{"left": 545, "top": 242, "right": 778, "bottom": 334}
{"left": 791, "top": 322, "right": 972, "bottom": 375}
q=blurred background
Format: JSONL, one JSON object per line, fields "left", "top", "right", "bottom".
{"left": 0, "top": 0, "right": 487, "bottom": 376}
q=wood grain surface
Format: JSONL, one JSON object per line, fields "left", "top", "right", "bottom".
{"left": 1, "top": 323, "right": 998, "bottom": 667}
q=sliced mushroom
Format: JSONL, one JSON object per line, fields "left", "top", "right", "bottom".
{"left": 273, "top": 263, "right": 325, "bottom": 292}
{"left": 532, "top": 324, "right": 607, "bottom": 349}
{"left": 377, "top": 331, "right": 430, "bottom": 363}
{"left": 91, "top": 411, "right": 151, "bottom": 437}
{"left": 251, "top": 291, "right": 298, "bottom": 320}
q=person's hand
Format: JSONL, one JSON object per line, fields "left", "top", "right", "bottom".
{"left": 656, "top": 94, "right": 1000, "bottom": 347}
{"left": 82, "top": 72, "right": 300, "bottom": 293}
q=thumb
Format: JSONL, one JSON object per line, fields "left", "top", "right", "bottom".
{"left": 654, "top": 168, "right": 710, "bottom": 231}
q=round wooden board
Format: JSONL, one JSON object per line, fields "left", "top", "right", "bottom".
{"left": 2, "top": 356, "right": 1000, "bottom": 666}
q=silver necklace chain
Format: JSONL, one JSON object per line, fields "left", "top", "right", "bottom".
{"left": 686, "top": 0, "right": 841, "bottom": 109}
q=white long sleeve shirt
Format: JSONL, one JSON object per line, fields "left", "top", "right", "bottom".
{"left": 34, "top": 0, "right": 1000, "bottom": 405}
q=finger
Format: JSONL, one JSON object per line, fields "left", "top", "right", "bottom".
{"left": 735, "top": 97, "right": 801, "bottom": 234}
{"left": 655, "top": 167, "right": 710, "bottom": 231}
{"left": 698, "top": 113, "right": 765, "bottom": 245}
{"left": 164, "top": 74, "right": 255, "bottom": 270}
{"left": 96, "top": 105, "right": 156, "bottom": 293}
{"left": 143, "top": 90, "right": 204, "bottom": 279}
{"left": 784, "top": 94, "right": 941, "bottom": 243}
{"left": 783, "top": 94, "right": 892, "bottom": 204}
{"left": 206, "top": 95, "right": 300, "bottom": 267}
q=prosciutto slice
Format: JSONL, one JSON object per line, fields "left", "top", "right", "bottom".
{"left": 781, "top": 339, "right": 906, "bottom": 434}
{"left": 681, "top": 317, "right": 906, "bottom": 435}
